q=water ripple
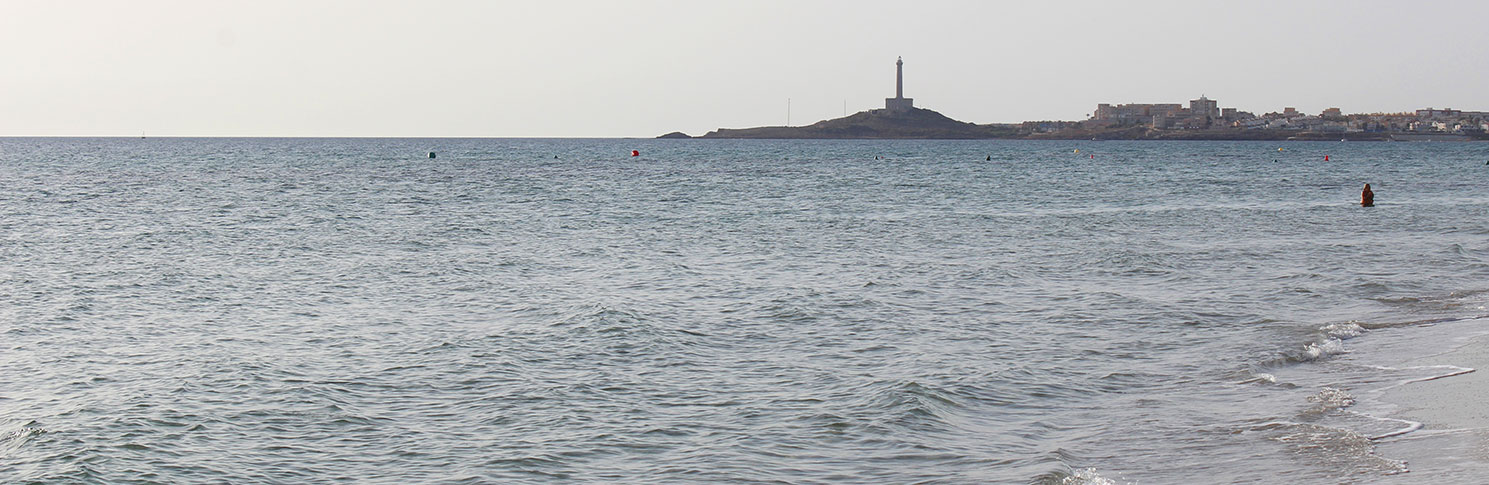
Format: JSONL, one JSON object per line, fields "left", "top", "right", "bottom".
{"left": 3, "top": 138, "right": 1488, "bottom": 482}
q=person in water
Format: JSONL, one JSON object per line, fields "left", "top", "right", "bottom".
{"left": 1361, "top": 183, "right": 1374, "bottom": 207}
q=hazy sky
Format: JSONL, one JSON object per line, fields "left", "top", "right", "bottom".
{"left": 3, "top": 0, "right": 1487, "bottom": 137}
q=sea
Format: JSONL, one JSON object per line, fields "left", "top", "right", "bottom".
{"left": 2, "top": 137, "right": 1487, "bottom": 484}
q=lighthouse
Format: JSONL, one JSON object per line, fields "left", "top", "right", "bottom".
{"left": 885, "top": 56, "right": 914, "bottom": 112}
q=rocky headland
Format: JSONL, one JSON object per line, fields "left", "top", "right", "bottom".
{"left": 685, "top": 108, "right": 1017, "bottom": 139}
{"left": 662, "top": 109, "right": 1487, "bottom": 141}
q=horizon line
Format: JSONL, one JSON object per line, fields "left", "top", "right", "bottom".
{"left": 0, "top": 135, "right": 671, "bottom": 140}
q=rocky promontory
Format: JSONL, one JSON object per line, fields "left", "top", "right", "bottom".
{"left": 682, "top": 108, "right": 1018, "bottom": 139}
{"left": 658, "top": 107, "right": 1488, "bottom": 141}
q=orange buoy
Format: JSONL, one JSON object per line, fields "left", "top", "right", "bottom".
{"left": 631, "top": 150, "right": 639, "bottom": 157}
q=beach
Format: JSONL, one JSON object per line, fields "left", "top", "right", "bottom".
{"left": 1366, "top": 320, "right": 1489, "bottom": 481}
{"left": 1381, "top": 334, "right": 1489, "bottom": 430}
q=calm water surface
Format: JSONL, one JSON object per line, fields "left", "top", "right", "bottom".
{"left": 2, "top": 138, "right": 1488, "bottom": 483}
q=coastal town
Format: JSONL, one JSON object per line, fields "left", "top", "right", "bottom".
{"left": 676, "top": 57, "right": 1488, "bottom": 141}
{"left": 1023, "top": 96, "right": 1489, "bottom": 141}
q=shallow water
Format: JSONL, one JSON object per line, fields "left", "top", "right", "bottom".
{"left": 2, "top": 137, "right": 1487, "bottom": 483}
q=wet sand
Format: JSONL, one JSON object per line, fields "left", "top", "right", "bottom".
{"left": 1379, "top": 333, "right": 1489, "bottom": 431}
{"left": 1372, "top": 329, "right": 1489, "bottom": 480}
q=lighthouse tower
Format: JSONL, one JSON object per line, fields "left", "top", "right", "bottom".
{"left": 885, "top": 57, "right": 914, "bottom": 111}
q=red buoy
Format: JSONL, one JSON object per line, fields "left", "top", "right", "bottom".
{"left": 1324, "top": 155, "right": 1330, "bottom": 161}
{"left": 631, "top": 150, "right": 639, "bottom": 157}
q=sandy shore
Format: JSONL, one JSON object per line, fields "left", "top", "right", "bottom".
{"left": 1377, "top": 333, "right": 1489, "bottom": 431}
{"left": 1369, "top": 329, "right": 1489, "bottom": 480}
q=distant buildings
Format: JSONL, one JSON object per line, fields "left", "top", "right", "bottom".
{"left": 1091, "top": 96, "right": 1227, "bottom": 130}
{"left": 1093, "top": 103, "right": 1182, "bottom": 123}
{"left": 1191, "top": 96, "right": 1219, "bottom": 119}
{"left": 1082, "top": 96, "right": 1489, "bottom": 136}
{"left": 866, "top": 60, "right": 1483, "bottom": 138}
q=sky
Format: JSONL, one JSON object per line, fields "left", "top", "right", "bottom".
{"left": 3, "top": 0, "right": 1487, "bottom": 137}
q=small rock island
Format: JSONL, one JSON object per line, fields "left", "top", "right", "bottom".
{"left": 699, "top": 106, "right": 1015, "bottom": 139}
{"left": 669, "top": 57, "right": 1015, "bottom": 140}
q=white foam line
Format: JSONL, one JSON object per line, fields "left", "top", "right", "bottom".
{"left": 1377, "top": 427, "right": 1481, "bottom": 440}
{"left": 1364, "top": 364, "right": 1476, "bottom": 394}
{"left": 1343, "top": 364, "right": 1477, "bottom": 441}
{"left": 1367, "top": 415, "right": 1423, "bottom": 441}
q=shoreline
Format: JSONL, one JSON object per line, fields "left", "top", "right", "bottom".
{"left": 1376, "top": 333, "right": 1489, "bottom": 432}
{"left": 1357, "top": 321, "right": 1489, "bottom": 479}
{"left": 678, "top": 130, "right": 1488, "bottom": 142}
{"left": 663, "top": 107, "right": 1489, "bottom": 141}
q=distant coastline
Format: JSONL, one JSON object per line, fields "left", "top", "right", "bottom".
{"left": 663, "top": 58, "right": 1488, "bottom": 141}
{"left": 661, "top": 106, "right": 1489, "bottom": 141}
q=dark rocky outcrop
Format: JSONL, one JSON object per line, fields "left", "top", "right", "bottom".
{"left": 671, "top": 108, "right": 1460, "bottom": 141}
{"left": 698, "top": 108, "right": 1019, "bottom": 139}
{"left": 656, "top": 131, "right": 692, "bottom": 139}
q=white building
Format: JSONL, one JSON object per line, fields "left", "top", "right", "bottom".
{"left": 885, "top": 57, "right": 914, "bottom": 111}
